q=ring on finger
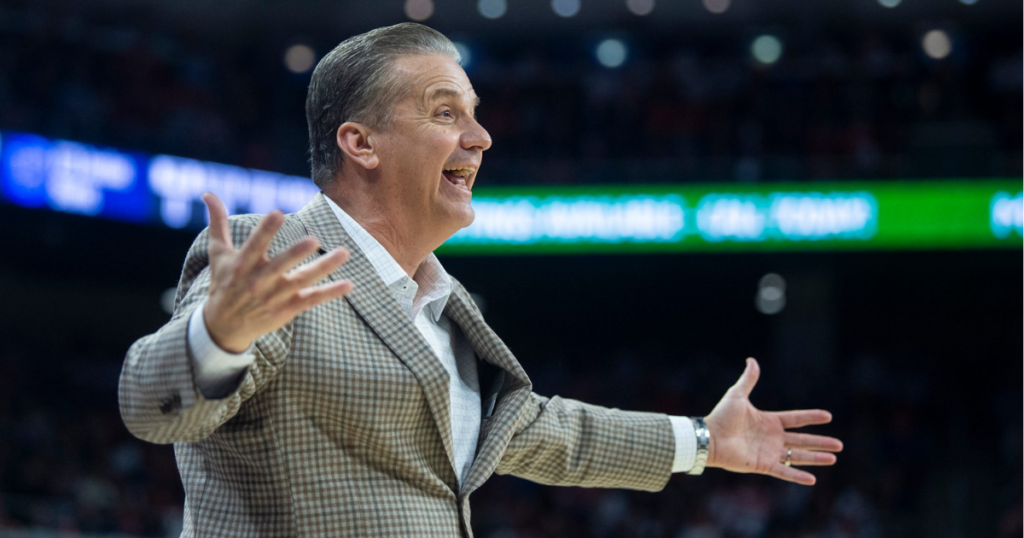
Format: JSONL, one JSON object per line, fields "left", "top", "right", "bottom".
{"left": 783, "top": 448, "right": 792, "bottom": 467}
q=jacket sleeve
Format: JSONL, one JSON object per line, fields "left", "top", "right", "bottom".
{"left": 495, "top": 392, "right": 676, "bottom": 492}
{"left": 117, "top": 216, "right": 293, "bottom": 444}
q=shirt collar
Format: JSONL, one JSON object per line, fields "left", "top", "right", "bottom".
{"left": 323, "top": 195, "right": 452, "bottom": 322}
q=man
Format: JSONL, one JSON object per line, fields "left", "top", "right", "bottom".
{"left": 119, "top": 23, "right": 842, "bottom": 537}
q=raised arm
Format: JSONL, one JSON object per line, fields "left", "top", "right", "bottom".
{"left": 117, "top": 193, "right": 353, "bottom": 444}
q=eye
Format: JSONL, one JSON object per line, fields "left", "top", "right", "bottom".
{"left": 437, "top": 108, "right": 452, "bottom": 119}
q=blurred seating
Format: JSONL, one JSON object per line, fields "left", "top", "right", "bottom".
{"left": 0, "top": 10, "right": 1020, "bottom": 184}
{"left": 0, "top": 343, "right": 1020, "bottom": 537}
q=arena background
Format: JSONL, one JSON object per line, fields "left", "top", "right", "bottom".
{"left": 0, "top": 0, "right": 1020, "bottom": 537}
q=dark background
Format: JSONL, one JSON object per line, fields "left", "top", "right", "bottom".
{"left": 0, "top": 0, "right": 1020, "bottom": 537}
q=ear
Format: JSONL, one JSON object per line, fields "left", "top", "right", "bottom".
{"left": 335, "top": 122, "right": 380, "bottom": 170}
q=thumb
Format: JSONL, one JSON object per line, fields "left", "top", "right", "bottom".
{"left": 729, "top": 357, "right": 760, "bottom": 398}
{"left": 202, "top": 192, "right": 233, "bottom": 247}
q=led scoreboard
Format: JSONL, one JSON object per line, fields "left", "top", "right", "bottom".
{"left": 441, "top": 183, "right": 1021, "bottom": 254}
{"left": 0, "top": 130, "right": 1020, "bottom": 254}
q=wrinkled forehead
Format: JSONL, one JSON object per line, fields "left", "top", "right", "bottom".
{"left": 389, "top": 53, "right": 478, "bottom": 109}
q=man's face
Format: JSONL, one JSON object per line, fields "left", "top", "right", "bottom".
{"left": 370, "top": 53, "right": 491, "bottom": 236}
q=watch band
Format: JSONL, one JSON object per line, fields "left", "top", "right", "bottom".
{"left": 687, "top": 416, "right": 710, "bottom": 475}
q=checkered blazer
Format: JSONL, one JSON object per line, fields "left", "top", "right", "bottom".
{"left": 119, "top": 192, "right": 675, "bottom": 537}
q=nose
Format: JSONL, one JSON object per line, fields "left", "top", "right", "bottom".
{"left": 461, "top": 116, "right": 492, "bottom": 152}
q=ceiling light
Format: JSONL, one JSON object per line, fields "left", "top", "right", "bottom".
{"left": 751, "top": 35, "right": 783, "bottom": 65}
{"left": 283, "top": 44, "right": 315, "bottom": 74}
{"left": 596, "top": 39, "right": 628, "bottom": 68}
{"left": 552, "top": 0, "right": 581, "bottom": 18}
{"left": 922, "top": 30, "right": 952, "bottom": 60}
{"left": 755, "top": 273, "right": 786, "bottom": 315}
{"left": 626, "top": 0, "right": 655, "bottom": 16}
{"left": 453, "top": 41, "right": 472, "bottom": 68}
{"left": 702, "top": 0, "right": 730, "bottom": 14}
{"left": 478, "top": 0, "right": 507, "bottom": 19}
{"left": 405, "top": 0, "right": 434, "bottom": 21}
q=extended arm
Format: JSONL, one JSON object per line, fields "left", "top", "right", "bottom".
{"left": 495, "top": 358, "right": 843, "bottom": 491}
{"left": 495, "top": 393, "right": 676, "bottom": 492}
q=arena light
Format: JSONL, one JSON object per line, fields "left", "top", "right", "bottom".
{"left": 405, "top": 0, "right": 434, "bottom": 21}
{"left": 160, "top": 287, "right": 177, "bottom": 315}
{"left": 751, "top": 35, "right": 783, "bottom": 65}
{"left": 702, "top": 0, "right": 730, "bottom": 14}
{"left": 453, "top": 41, "right": 472, "bottom": 68}
{"left": 283, "top": 45, "right": 316, "bottom": 74}
{"left": 595, "top": 39, "right": 628, "bottom": 68}
{"left": 922, "top": 30, "right": 952, "bottom": 60}
{"left": 877, "top": 0, "right": 901, "bottom": 8}
{"left": 626, "top": 0, "right": 655, "bottom": 16}
{"left": 755, "top": 273, "right": 786, "bottom": 315}
{"left": 551, "top": 0, "right": 581, "bottom": 18}
{"left": 958, "top": 0, "right": 979, "bottom": 4}
{"left": 477, "top": 0, "right": 507, "bottom": 19}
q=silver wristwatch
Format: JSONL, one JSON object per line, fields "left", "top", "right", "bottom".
{"left": 687, "top": 416, "right": 710, "bottom": 475}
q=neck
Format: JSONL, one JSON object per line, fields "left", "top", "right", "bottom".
{"left": 324, "top": 186, "right": 440, "bottom": 279}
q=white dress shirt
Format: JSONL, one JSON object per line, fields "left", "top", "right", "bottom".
{"left": 187, "top": 199, "right": 698, "bottom": 484}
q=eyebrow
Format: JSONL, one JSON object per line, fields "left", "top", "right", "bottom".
{"left": 426, "top": 88, "right": 481, "bottom": 108}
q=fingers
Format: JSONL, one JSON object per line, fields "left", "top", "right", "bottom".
{"left": 202, "top": 192, "right": 232, "bottom": 247}
{"left": 290, "top": 279, "right": 354, "bottom": 311}
{"left": 784, "top": 432, "right": 844, "bottom": 452}
{"left": 774, "top": 409, "right": 833, "bottom": 429}
{"left": 263, "top": 236, "right": 322, "bottom": 277}
{"left": 768, "top": 462, "right": 817, "bottom": 486}
{"left": 238, "top": 210, "right": 285, "bottom": 267}
{"left": 728, "top": 357, "right": 760, "bottom": 398}
{"left": 788, "top": 448, "right": 837, "bottom": 466}
{"left": 283, "top": 248, "right": 350, "bottom": 291}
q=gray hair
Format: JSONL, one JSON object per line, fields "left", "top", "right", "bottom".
{"left": 306, "top": 23, "right": 461, "bottom": 188}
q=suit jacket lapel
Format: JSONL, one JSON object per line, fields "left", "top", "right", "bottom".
{"left": 295, "top": 193, "right": 458, "bottom": 488}
{"left": 443, "top": 285, "right": 533, "bottom": 499}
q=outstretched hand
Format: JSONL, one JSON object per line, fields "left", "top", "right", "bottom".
{"left": 200, "top": 192, "right": 354, "bottom": 353}
{"left": 704, "top": 358, "right": 843, "bottom": 486}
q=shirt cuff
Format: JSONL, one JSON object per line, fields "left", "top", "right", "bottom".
{"left": 188, "top": 299, "right": 255, "bottom": 395}
{"left": 668, "top": 415, "right": 697, "bottom": 473}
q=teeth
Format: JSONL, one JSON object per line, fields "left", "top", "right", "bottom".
{"left": 443, "top": 167, "right": 476, "bottom": 178}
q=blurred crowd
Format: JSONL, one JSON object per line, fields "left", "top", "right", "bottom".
{"left": 0, "top": 6, "right": 1021, "bottom": 184}
{"left": 0, "top": 341, "right": 1019, "bottom": 538}
{"left": 0, "top": 347, "right": 184, "bottom": 537}
{"left": 0, "top": 3, "right": 1020, "bottom": 538}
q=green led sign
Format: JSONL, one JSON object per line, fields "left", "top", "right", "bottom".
{"left": 438, "top": 180, "right": 1022, "bottom": 254}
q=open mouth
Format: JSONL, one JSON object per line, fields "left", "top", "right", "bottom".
{"left": 442, "top": 166, "right": 475, "bottom": 192}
